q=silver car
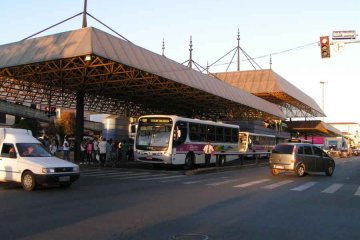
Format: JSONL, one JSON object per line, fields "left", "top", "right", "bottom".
{"left": 269, "top": 143, "right": 335, "bottom": 177}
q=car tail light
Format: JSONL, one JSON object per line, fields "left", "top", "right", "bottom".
{"left": 291, "top": 146, "right": 296, "bottom": 162}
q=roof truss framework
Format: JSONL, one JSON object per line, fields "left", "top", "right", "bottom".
{"left": 0, "top": 55, "right": 276, "bottom": 121}
{"left": 256, "top": 92, "right": 321, "bottom": 118}
{"left": 213, "top": 70, "right": 325, "bottom": 119}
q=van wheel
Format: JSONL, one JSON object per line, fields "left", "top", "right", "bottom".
{"left": 296, "top": 164, "right": 306, "bottom": 177}
{"left": 271, "top": 169, "right": 280, "bottom": 176}
{"left": 325, "top": 164, "right": 334, "bottom": 176}
{"left": 184, "top": 154, "right": 194, "bottom": 170}
{"left": 22, "top": 171, "right": 36, "bottom": 191}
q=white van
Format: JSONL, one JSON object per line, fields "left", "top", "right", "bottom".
{"left": 0, "top": 128, "right": 80, "bottom": 191}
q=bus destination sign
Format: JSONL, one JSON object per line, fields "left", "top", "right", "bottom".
{"left": 140, "top": 118, "right": 172, "bottom": 124}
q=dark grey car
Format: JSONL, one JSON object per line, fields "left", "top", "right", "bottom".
{"left": 269, "top": 143, "right": 335, "bottom": 177}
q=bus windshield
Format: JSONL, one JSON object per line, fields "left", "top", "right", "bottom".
{"left": 136, "top": 124, "right": 172, "bottom": 151}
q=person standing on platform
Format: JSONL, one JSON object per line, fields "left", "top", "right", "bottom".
{"left": 203, "top": 141, "right": 214, "bottom": 167}
{"left": 62, "top": 137, "right": 70, "bottom": 161}
{"left": 98, "top": 137, "right": 107, "bottom": 167}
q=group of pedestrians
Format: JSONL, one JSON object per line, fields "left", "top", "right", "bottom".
{"left": 79, "top": 137, "right": 131, "bottom": 166}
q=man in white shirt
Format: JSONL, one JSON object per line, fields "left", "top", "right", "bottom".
{"left": 63, "top": 138, "right": 70, "bottom": 161}
{"left": 98, "top": 137, "right": 108, "bottom": 166}
{"left": 203, "top": 141, "right": 214, "bottom": 167}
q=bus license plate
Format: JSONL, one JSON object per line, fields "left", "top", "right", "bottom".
{"left": 274, "top": 165, "right": 284, "bottom": 169}
{"left": 59, "top": 176, "right": 70, "bottom": 182}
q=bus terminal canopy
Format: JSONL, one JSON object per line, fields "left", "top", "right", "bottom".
{"left": 285, "top": 120, "right": 343, "bottom": 137}
{"left": 214, "top": 70, "right": 325, "bottom": 118}
{"left": 0, "top": 27, "right": 284, "bottom": 121}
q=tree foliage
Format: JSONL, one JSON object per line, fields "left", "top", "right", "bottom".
{"left": 57, "top": 111, "right": 76, "bottom": 137}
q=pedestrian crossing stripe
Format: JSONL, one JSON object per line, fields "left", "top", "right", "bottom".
{"left": 233, "top": 179, "right": 271, "bottom": 188}
{"left": 354, "top": 186, "right": 360, "bottom": 196}
{"left": 321, "top": 183, "right": 344, "bottom": 194}
{"left": 262, "top": 180, "right": 294, "bottom": 189}
{"left": 290, "top": 181, "right": 317, "bottom": 191}
{"left": 206, "top": 178, "right": 244, "bottom": 186}
{"left": 116, "top": 173, "right": 168, "bottom": 180}
{"left": 139, "top": 175, "right": 186, "bottom": 181}
{"left": 81, "top": 171, "right": 133, "bottom": 176}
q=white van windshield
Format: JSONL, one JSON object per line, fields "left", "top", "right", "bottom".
{"left": 17, "top": 143, "right": 52, "bottom": 157}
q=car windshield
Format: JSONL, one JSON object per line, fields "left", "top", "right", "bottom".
{"left": 16, "top": 143, "right": 52, "bottom": 157}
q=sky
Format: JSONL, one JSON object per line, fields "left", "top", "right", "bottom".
{"left": 1, "top": 0, "right": 359, "bottom": 123}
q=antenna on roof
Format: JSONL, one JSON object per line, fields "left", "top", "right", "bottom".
{"left": 270, "top": 54, "right": 272, "bottom": 70}
{"left": 82, "top": 0, "right": 88, "bottom": 28}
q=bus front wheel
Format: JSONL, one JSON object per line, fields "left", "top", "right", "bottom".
{"left": 184, "top": 155, "right": 194, "bottom": 170}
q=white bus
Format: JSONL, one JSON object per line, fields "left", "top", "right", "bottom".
{"left": 134, "top": 115, "right": 240, "bottom": 169}
{"left": 239, "top": 132, "right": 276, "bottom": 153}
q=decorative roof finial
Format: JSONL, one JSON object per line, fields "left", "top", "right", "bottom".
{"left": 188, "top": 35, "right": 193, "bottom": 68}
{"left": 82, "top": 0, "right": 87, "bottom": 28}
{"left": 237, "top": 28, "right": 240, "bottom": 71}
{"left": 162, "top": 38, "right": 165, "bottom": 56}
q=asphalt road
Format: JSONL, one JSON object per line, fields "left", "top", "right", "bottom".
{"left": 1, "top": 157, "right": 360, "bottom": 240}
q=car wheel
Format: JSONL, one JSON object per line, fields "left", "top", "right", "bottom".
{"left": 21, "top": 171, "right": 36, "bottom": 191}
{"left": 296, "top": 164, "right": 306, "bottom": 177}
{"left": 271, "top": 169, "right": 280, "bottom": 176}
{"left": 325, "top": 164, "right": 334, "bottom": 176}
{"left": 184, "top": 154, "right": 194, "bottom": 170}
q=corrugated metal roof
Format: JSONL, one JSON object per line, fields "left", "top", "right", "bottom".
{"left": 0, "top": 27, "right": 284, "bottom": 119}
{"left": 285, "top": 120, "right": 343, "bottom": 137}
{"left": 214, "top": 70, "right": 325, "bottom": 117}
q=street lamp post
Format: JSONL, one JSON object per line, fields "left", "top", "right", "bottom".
{"left": 320, "top": 81, "right": 327, "bottom": 121}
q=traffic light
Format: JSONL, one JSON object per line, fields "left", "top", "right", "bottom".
{"left": 320, "top": 36, "right": 330, "bottom": 58}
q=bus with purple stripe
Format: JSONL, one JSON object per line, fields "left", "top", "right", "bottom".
{"left": 134, "top": 115, "right": 240, "bottom": 169}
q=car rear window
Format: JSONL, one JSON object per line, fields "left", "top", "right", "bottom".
{"left": 272, "top": 144, "right": 294, "bottom": 154}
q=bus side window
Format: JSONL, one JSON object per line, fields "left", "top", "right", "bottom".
{"left": 173, "top": 121, "right": 187, "bottom": 147}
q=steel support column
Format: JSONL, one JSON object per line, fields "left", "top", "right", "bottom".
{"left": 75, "top": 90, "right": 84, "bottom": 162}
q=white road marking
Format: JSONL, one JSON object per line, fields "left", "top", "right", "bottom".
{"left": 354, "top": 186, "right": 360, "bottom": 196}
{"left": 262, "top": 180, "right": 294, "bottom": 189}
{"left": 81, "top": 171, "right": 133, "bottom": 176}
{"left": 321, "top": 183, "right": 344, "bottom": 194}
{"left": 233, "top": 179, "right": 271, "bottom": 188}
{"left": 183, "top": 177, "right": 228, "bottom": 185}
{"left": 139, "top": 175, "right": 186, "bottom": 181}
{"left": 206, "top": 178, "right": 244, "bottom": 186}
{"left": 290, "top": 182, "right": 317, "bottom": 191}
